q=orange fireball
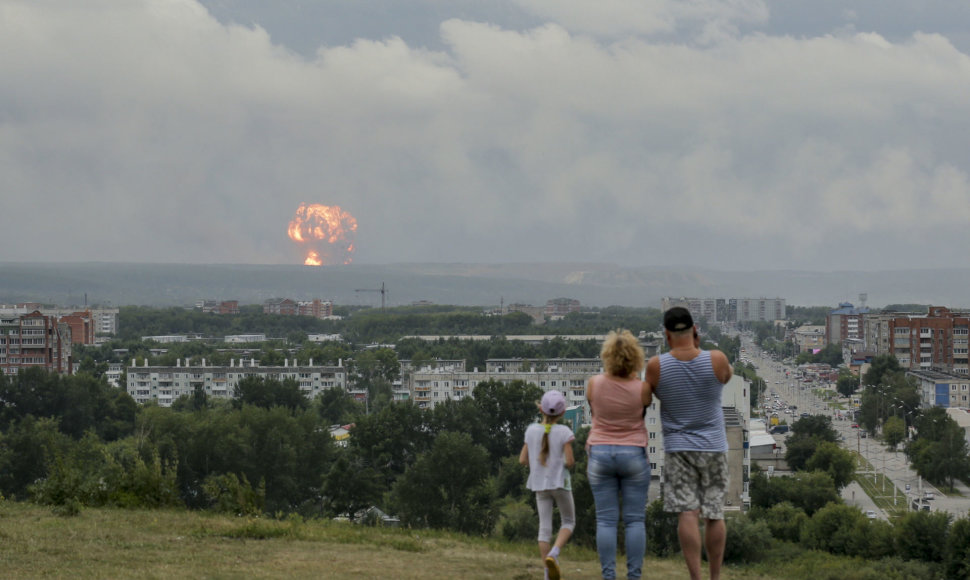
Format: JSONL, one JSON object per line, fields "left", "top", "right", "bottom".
{"left": 288, "top": 203, "right": 358, "bottom": 266}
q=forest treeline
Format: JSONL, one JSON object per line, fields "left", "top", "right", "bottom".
{"left": 2, "top": 366, "right": 970, "bottom": 577}
{"left": 116, "top": 304, "right": 665, "bottom": 345}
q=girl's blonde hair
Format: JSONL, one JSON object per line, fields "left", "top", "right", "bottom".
{"left": 600, "top": 329, "right": 645, "bottom": 377}
{"left": 538, "top": 411, "right": 562, "bottom": 467}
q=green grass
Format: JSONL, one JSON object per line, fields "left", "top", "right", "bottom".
{"left": 0, "top": 501, "right": 778, "bottom": 579}
{"left": 851, "top": 453, "right": 909, "bottom": 518}
{"left": 0, "top": 500, "right": 937, "bottom": 579}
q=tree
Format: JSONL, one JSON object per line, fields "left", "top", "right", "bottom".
{"left": 390, "top": 431, "right": 495, "bottom": 534}
{"left": 723, "top": 515, "right": 772, "bottom": 564}
{"left": 232, "top": 376, "right": 308, "bottom": 412}
{"left": 791, "top": 415, "right": 839, "bottom": 442}
{"left": 862, "top": 354, "right": 902, "bottom": 387}
{"left": 895, "top": 510, "right": 951, "bottom": 563}
{"left": 804, "top": 441, "right": 855, "bottom": 489}
{"left": 748, "top": 501, "right": 807, "bottom": 543}
{"left": 802, "top": 503, "right": 867, "bottom": 556}
{"left": 945, "top": 517, "right": 970, "bottom": 580}
{"left": 349, "top": 402, "right": 433, "bottom": 486}
{"left": 800, "top": 503, "right": 880, "bottom": 558}
{"left": 749, "top": 470, "right": 839, "bottom": 516}
{"left": 471, "top": 379, "right": 543, "bottom": 464}
{"left": 814, "top": 343, "right": 844, "bottom": 367}
{"left": 784, "top": 415, "right": 839, "bottom": 472}
{"left": 859, "top": 371, "right": 919, "bottom": 433}
{"left": 0, "top": 416, "right": 69, "bottom": 499}
{"left": 321, "top": 449, "right": 383, "bottom": 520}
{"left": 836, "top": 369, "right": 859, "bottom": 397}
{"left": 315, "top": 388, "right": 363, "bottom": 425}
{"left": 907, "top": 415, "right": 970, "bottom": 492}
{"left": 882, "top": 415, "right": 906, "bottom": 450}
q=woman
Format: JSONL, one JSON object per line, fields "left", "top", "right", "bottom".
{"left": 586, "top": 329, "right": 652, "bottom": 580}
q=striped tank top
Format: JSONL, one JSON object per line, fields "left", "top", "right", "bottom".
{"left": 655, "top": 350, "right": 727, "bottom": 452}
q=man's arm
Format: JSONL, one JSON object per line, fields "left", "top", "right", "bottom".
{"left": 710, "top": 350, "right": 733, "bottom": 384}
{"left": 644, "top": 356, "right": 660, "bottom": 402}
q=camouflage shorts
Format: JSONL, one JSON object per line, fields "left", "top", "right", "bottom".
{"left": 662, "top": 451, "right": 729, "bottom": 520}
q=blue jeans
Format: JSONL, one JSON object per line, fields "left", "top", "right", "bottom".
{"left": 587, "top": 445, "right": 651, "bottom": 580}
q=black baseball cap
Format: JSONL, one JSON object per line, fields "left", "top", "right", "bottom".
{"left": 663, "top": 307, "right": 694, "bottom": 331}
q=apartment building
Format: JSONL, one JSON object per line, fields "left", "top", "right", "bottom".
{"left": 0, "top": 311, "right": 72, "bottom": 375}
{"left": 545, "top": 298, "right": 580, "bottom": 319}
{"left": 1, "top": 306, "right": 119, "bottom": 337}
{"left": 826, "top": 303, "right": 869, "bottom": 345}
{"left": 125, "top": 357, "right": 347, "bottom": 406}
{"left": 862, "top": 312, "right": 900, "bottom": 355}
{"left": 406, "top": 358, "right": 595, "bottom": 412}
{"left": 58, "top": 310, "right": 96, "bottom": 345}
{"left": 662, "top": 297, "right": 786, "bottom": 324}
{"left": 907, "top": 370, "right": 970, "bottom": 409}
{"left": 792, "top": 325, "right": 826, "bottom": 353}
{"left": 662, "top": 297, "right": 722, "bottom": 324}
{"left": 887, "top": 306, "right": 970, "bottom": 375}
{"left": 262, "top": 298, "right": 334, "bottom": 319}
{"left": 297, "top": 299, "right": 333, "bottom": 319}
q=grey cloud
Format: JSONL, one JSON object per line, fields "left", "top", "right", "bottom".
{"left": 2, "top": 0, "right": 970, "bottom": 271}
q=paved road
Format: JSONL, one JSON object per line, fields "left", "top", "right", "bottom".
{"left": 745, "top": 337, "right": 970, "bottom": 519}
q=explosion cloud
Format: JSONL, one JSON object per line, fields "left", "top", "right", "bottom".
{"left": 287, "top": 203, "right": 358, "bottom": 266}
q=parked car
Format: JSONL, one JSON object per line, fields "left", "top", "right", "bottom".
{"left": 770, "top": 425, "right": 790, "bottom": 435}
{"left": 924, "top": 492, "right": 935, "bottom": 500}
{"left": 866, "top": 510, "right": 877, "bottom": 519}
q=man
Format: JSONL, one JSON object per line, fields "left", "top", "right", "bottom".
{"left": 645, "top": 307, "right": 733, "bottom": 580}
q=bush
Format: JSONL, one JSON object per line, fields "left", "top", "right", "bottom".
{"left": 749, "top": 501, "right": 807, "bottom": 543}
{"left": 944, "top": 517, "right": 970, "bottom": 580}
{"left": 645, "top": 499, "right": 680, "bottom": 557}
{"left": 202, "top": 473, "right": 266, "bottom": 516}
{"left": 894, "top": 510, "right": 951, "bottom": 563}
{"left": 801, "top": 503, "right": 868, "bottom": 556}
{"left": 495, "top": 498, "right": 538, "bottom": 542}
{"left": 723, "top": 514, "right": 771, "bottom": 563}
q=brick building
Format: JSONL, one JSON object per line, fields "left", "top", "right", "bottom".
{"left": 0, "top": 311, "right": 72, "bottom": 375}
{"left": 59, "top": 310, "right": 96, "bottom": 345}
{"left": 297, "top": 299, "right": 333, "bottom": 319}
{"left": 545, "top": 298, "right": 581, "bottom": 318}
{"left": 888, "top": 306, "right": 970, "bottom": 375}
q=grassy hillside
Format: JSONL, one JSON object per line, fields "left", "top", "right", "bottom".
{"left": 0, "top": 502, "right": 781, "bottom": 580}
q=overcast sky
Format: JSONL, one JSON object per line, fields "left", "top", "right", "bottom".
{"left": 4, "top": 0, "right": 970, "bottom": 270}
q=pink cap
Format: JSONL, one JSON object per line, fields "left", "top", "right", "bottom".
{"left": 541, "top": 390, "right": 567, "bottom": 416}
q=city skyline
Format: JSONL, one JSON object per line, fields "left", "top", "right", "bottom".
{"left": 4, "top": 1, "right": 970, "bottom": 270}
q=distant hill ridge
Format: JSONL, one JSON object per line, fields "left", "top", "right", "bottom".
{"left": 1, "top": 262, "right": 968, "bottom": 309}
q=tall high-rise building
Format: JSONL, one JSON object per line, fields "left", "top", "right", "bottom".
{"left": 0, "top": 311, "right": 72, "bottom": 375}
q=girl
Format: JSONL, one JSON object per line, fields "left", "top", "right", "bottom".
{"left": 520, "top": 390, "right": 576, "bottom": 580}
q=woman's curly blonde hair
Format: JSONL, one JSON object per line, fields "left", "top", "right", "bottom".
{"left": 600, "top": 329, "right": 645, "bottom": 377}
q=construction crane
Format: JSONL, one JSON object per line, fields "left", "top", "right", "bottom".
{"left": 354, "top": 282, "right": 387, "bottom": 311}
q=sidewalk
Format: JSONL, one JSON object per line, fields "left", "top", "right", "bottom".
{"left": 841, "top": 481, "right": 885, "bottom": 519}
